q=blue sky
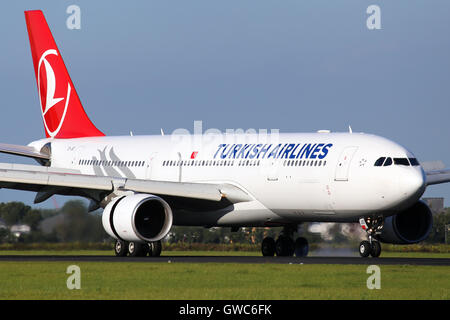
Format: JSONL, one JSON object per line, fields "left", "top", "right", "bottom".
{"left": 0, "top": 1, "right": 449, "bottom": 208}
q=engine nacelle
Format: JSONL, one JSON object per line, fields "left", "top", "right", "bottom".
{"left": 102, "top": 193, "right": 173, "bottom": 243}
{"left": 378, "top": 200, "right": 433, "bottom": 244}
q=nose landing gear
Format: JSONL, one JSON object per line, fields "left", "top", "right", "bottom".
{"left": 359, "top": 217, "right": 383, "bottom": 258}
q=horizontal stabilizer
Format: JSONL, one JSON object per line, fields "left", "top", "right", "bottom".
{"left": 0, "top": 143, "right": 50, "bottom": 160}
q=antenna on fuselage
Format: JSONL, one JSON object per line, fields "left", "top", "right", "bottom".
{"left": 160, "top": 128, "right": 165, "bottom": 136}
{"left": 348, "top": 125, "right": 353, "bottom": 134}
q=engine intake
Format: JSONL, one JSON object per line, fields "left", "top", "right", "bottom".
{"left": 102, "top": 194, "right": 173, "bottom": 242}
{"left": 379, "top": 200, "right": 433, "bottom": 244}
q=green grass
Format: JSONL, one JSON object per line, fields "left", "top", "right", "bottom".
{"left": 0, "top": 261, "right": 448, "bottom": 299}
{"left": 0, "top": 249, "right": 448, "bottom": 299}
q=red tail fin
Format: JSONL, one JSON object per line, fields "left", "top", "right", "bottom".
{"left": 25, "top": 10, "right": 104, "bottom": 139}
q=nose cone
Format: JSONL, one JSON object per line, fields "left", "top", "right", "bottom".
{"left": 400, "top": 168, "right": 426, "bottom": 202}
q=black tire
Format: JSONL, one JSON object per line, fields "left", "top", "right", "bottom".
{"left": 149, "top": 240, "right": 162, "bottom": 257}
{"left": 275, "top": 236, "right": 294, "bottom": 257}
{"left": 370, "top": 241, "right": 381, "bottom": 258}
{"left": 147, "top": 243, "right": 153, "bottom": 256}
{"left": 140, "top": 243, "right": 149, "bottom": 256}
{"left": 261, "top": 237, "right": 276, "bottom": 256}
{"left": 359, "top": 241, "right": 371, "bottom": 258}
{"left": 128, "top": 242, "right": 148, "bottom": 257}
{"left": 114, "top": 240, "right": 128, "bottom": 257}
{"left": 294, "top": 237, "right": 309, "bottom": 257}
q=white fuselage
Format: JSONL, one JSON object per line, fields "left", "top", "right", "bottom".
{"left": 29, "top": 132, "right": 426, "bottom": 226}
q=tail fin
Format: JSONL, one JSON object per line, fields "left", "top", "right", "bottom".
{"left": 24, "top": 10, "right": 104, "bottom": 139}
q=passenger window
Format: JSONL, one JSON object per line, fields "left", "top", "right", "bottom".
{"left": 374, "top": 157, "right": 385, "bottom": 166}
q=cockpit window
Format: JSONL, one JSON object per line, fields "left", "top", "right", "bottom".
{"left": 375, "top": 157, "right": 419, "bottom": 167}
{"left": 409, "top": 158, "right": 420, "bottom": 166}
{"left": 374, "top": 157, "right": 393, "bottom": 166}
{"left": 383, "top": 157, "right": 392, "bottom": 166}
{"left": 394, "top": 158, "right": 410, "bottom": 166}
{"left": 374, "top": 157, "right": 386, "bottom": 166}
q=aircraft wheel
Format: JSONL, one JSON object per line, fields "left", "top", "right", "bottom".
{"left": 359, "top": 241, "right": 371, "bottom": 258}
{"left": 149, "top": 240, "right": 162, "bottom": 257}
{"left": 294, "top": 237, "right": 309, "bottom": 257}
{"left": 261, "top": 237, "right": 276, "bottom": 256}
{"left": 128, "top": 242, "right": 148, "bottom": 257}
{"left": 114, "top": 240, "right": 128, "bottom": 257}
{"left": 370, "top": 240, "right": 381, "bottom": 258}
{"left": 275, "top": 236, "right": 294, "bottom": 256}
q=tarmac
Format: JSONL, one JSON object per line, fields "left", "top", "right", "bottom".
{"left": 0, "top": 255, "right": 448, "bottom": 266}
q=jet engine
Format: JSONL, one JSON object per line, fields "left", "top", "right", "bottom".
{"left": 102, "top": 193, "right": 173, "bottom": 243}
{"left": 378, "top": 200, "right": 433, "bottom": 244}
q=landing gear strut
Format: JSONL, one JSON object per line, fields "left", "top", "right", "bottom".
{"left": 359, "top": 217, "right": 383, "bottom": 258}
{"left": 261, "top": 225, "right": 309, "bottom": 257}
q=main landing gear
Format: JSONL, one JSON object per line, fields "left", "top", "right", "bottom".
{"left": 261, "top": 226, "right": 309, "bottom": 257}
{"left": 358, "top": 217, "right": 383, "bottom": 258}
{"left": 114, "top": 240, "right": 162, "bottom": 257}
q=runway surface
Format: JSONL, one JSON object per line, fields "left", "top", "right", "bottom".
{"left": 0, "top": 255, "right": 449, "bottom": 266}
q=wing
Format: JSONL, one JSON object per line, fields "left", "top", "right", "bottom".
{"left": 0, "top": 162, "right": 252, "bottom": 210}
{"left": 425, "top": 169, "right": 450, "bottom": 186}
{"left": 421, "top": 160, "right": 450, "bottom": 186}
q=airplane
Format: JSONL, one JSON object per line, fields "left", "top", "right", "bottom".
{"left": 1, "top": 10, "right": 449, "bottom": 258}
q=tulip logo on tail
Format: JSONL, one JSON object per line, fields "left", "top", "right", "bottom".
{"left": 38, "top": 49, "right": 71, "bottom": 138}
